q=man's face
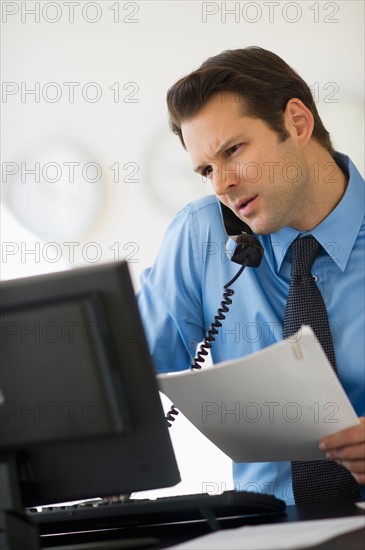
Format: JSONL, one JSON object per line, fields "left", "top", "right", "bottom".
{"left": 181, "top": 93, "right": 311, "bottom": 235}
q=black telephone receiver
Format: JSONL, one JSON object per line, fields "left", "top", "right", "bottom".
{"left": 219, "top": 202, "right": 263, "bottom": 267}
{"left": 166, "top": 203, "right": 264, "bottom": 427}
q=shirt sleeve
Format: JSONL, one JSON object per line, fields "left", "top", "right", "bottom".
{"left": 137, "top": 203, "right": 207, "bottom": 374}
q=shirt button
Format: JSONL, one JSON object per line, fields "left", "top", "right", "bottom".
{"left": 312, "top": 274, "right": 318, "bottom": 282}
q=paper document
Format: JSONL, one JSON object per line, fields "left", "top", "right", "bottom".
{"left": 158, "top": 326, "right": 359, "bottom": 462}
{"left": 167, "top": 515, "right": 365, "bottom": 550}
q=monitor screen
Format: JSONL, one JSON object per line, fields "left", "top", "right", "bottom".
{"left": 0, "top": 261, "right": 180, "bottom": 509}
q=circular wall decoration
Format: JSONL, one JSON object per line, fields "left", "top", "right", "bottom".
{"left": 3, "top": 138, "right": 104, "bottom": 242}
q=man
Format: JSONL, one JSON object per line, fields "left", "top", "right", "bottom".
{"left": 137, "top": 47, "right": 364, "bottom": 504}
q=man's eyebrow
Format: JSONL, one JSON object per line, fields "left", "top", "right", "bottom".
{"left": 193, "top": 134, "right": 245, "bottom": 173}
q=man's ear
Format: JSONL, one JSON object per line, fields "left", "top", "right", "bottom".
{"left": 284, "top": 98, "right": 314, "bottom": 148}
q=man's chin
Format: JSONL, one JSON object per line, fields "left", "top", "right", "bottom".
{"left": 247, "top": 220, "right": 271, "bottom": 236}
{"left": 249, "top": 221, "right": 282, "bottom": 236}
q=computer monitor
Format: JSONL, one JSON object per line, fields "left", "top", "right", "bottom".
{"left": 0, "top": 261, "right": 180, "bottom": 548}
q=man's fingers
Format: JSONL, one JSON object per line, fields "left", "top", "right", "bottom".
{"left": 320, "top": 418, "right": 365, "bottom": 451}
{"left": 326, "top": 443, "right": 365, "bottom": 461}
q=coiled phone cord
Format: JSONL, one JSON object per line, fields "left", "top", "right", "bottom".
{"left": 166, "top": 258, "right": 249, "bottom": 428}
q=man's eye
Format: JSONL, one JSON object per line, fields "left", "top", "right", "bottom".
{"left": 226, "top": 144, "right": 240, "bottom": 156}
{"left": 202, "top": 165, "right": 213, "bottom": 177}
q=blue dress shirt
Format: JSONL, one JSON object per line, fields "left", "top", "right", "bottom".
{"left": 137, "top": 153, "right": 365, "bottom": 504}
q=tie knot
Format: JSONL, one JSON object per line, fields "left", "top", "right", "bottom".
{"left": 291, "top": 236, "right": 322, "bottom": 276}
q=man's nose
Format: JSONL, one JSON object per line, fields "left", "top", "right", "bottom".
{"left": 211, "top": 162, "right": 240, "bottom": 195}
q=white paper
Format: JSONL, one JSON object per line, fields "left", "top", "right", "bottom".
{"left": 167, "top": 515, "right": 365, "bottom": 550}
{"left": 158, "top": 327, "right": 359, "bottom": 462}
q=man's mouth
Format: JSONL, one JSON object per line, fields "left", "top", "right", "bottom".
{"left": 236, "top": 195, "right": 258, "bottom": 215}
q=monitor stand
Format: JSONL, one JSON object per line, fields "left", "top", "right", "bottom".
{"left": 0, "top": 455, "right": 159, "bottom": 550}
{"left": 0, "top": 454, "right": 41, "bottom": 550}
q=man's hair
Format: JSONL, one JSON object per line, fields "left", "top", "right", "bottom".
{"left": 167, "top": 46, "right": 334, "bottom": 154}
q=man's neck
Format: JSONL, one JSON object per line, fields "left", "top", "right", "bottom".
{"left": 300, "top": 147, "right": 349, "bottom": 230}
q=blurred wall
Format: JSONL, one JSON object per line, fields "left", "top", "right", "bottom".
{"left": 1, "top": 0, "right": 364, "bottom": 283}
{"left": 1, "top": 0, "right": 364, "bottom": 498}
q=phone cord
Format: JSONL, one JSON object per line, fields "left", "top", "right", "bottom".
{"left": 166, "top": 259, "right": 248, "bottom": 428}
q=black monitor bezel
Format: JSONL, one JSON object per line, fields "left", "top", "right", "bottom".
{"left": 0, "top": 261, "right": 180, "bottom": 508}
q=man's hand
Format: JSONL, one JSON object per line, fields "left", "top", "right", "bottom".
{"left": 319, "top": 417, "right": 365, "bottom": 484}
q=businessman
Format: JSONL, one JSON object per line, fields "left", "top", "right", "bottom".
{"left": 137, "top": 47, "right": 365, "bottom": 504}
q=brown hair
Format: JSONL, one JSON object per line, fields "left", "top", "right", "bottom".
{"left": 167, "top": 46, "right": 334, "bottom": 154}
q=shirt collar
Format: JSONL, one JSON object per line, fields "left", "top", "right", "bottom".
{"left": 270, "top": 153, "right": 364, "bottom": 272}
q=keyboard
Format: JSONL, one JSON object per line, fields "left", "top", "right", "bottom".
{"left": 28, "top": 490, "right": 286, "bottom": 534}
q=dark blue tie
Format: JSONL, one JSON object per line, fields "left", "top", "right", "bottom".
{"left": 283, "top": 236, "right": 360, "bottom": 503}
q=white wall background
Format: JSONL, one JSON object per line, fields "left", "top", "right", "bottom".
{"left": 1, "top": 0, "right": 364, "bottom": 499}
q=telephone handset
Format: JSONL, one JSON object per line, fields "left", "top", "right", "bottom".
{"left": 219, "top": 202, "right": 263, "bottom": 267}
{"left": 166, "top": 202, "right": 264, "bottom": 427}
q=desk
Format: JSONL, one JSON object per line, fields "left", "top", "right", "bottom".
{"left": 40, "top": 501, "right": 365, "bottom": 550}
